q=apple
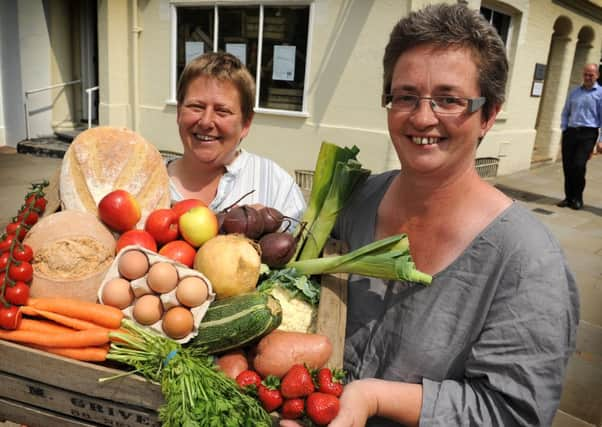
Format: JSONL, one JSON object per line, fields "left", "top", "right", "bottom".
{"left": 98, "top": 189, "right": 141, "bottom": 232}
{"left": 145, "top": 208, "right": 179, "bottom": 244}
{"left": 116, "top": 229, "right": 158, "bottom": 254}
{"left": 179, "top": 206, "right": 219, "bottom": 247}
{"left": 172, "top": 198, "right": 206, "bottom": 219}
{"left": 159, "top": 240, "right": 196, "bottom": 267}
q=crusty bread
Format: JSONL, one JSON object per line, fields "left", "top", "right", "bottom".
{"left": 59, "top": 126, "right": 170, "bottom": 229}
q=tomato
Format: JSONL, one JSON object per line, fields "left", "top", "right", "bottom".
{"left": 0, "top": 234, "right": 16, "bottom": 253}
{"left": 0, "top": 305, "right": 22, "bottom": 330}
{"left": 18, "top": 210, "right": 39, "bottom": 226}
{"left": 25, "top": 194, "right": 47, "bottom": 213}
{"left": 12, "top": 244, "right": 33, "bottom": 262}
{"left": 5, "top": 222, "right": 27, "bottom": 240}
{"left": 4, "top": 281, "right": 30, "bottom": 305}
{"left": 0, "top": 252, "right": 9, "bottom": 270}
{"left": 8, "top": 261, "right": 33, "bottom": 282}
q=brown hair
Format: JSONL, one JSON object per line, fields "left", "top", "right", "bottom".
{"left": 177, "top": 52, "right": 255, "bottom": 123}
{"left": 383, "top": 3, "right": 508, "bottom": 118}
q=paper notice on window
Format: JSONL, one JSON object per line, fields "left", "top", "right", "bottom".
{"left": 273, "top": 45, "right": 296, "bottom": 81}
{"left": 226, "top": 43, "right": 247, "bottom": 65}
{"left": 185, "top": 42, "right": 204, "bottom": 64}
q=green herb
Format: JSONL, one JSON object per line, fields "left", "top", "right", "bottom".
{"left": 102, "top": 320, "right": 271, "bottom": 427}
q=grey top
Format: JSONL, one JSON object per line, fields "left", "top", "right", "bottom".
{"left": 332, "top": 171, "right": 579, "bottom": 427}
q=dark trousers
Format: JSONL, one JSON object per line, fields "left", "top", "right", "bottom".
{"left": 561, "top": 127, "right": 598, "bottom": 203}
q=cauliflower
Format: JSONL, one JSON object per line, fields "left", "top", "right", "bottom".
{"left": 269, "top": 286, "right": 317, "bottom": 333}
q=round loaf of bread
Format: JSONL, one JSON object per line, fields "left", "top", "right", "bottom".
{"left": 59, "top": 126, "right": 170, "bottom": 229}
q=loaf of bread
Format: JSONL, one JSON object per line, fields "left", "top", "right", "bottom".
{"left": 59, "top": 126, "right": 170, "bottom": 229}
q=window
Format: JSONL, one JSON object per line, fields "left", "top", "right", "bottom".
{"left": 480, "top": 6, "right": 511, "bottom": 45}
{"left": 172, "top": 4, "right": 312, "bottom": 116}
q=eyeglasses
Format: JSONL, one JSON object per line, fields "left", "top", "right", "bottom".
{"left": 382, "top": 94, "right": 486, "bottom": 115}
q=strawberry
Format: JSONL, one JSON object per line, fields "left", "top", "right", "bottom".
{"left": 280, "top": 364, "right": 315, "bottom": 398}
{"left": 306, "top": 392, "right": 340, "bottom": 425}
{"left": 281, "top": 398, "right": 305, "bottom": 419}
{"left": 258, "top": 376, "right": 283, "bottom": 412}
{"left": 236, "top": 369, "right": 262, "bottom": 390}
{"left": 317, "top": 367, "right": 345, "bottom": 397}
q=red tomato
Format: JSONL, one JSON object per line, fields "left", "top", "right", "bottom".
{"left": 8, "top": 261, "right": 33, "bottom": 282}
{"left": 0, "top": 305, "right": 22, "bottom": 330}
{"left": 4, "top": 281, "right": 30, "bottom": 305}
{"left": 12, "top": 244, "right": 34, "bottom": 262}
{"left": 25, "top": 194, "right": 47, "bottom": 213}
{"left": 18, "top": 210, "right": 39, "bottom": 226}
{"left": 158, "top": 240, "right": 196, "bottom": 267}
{"left": 0, "top": 252, "right": 9, "bottom": 270}
{"left": 0, "top": 234, "right": 16, "bottom": 253}
{"left": 6, "top": 222, "right": 27, "bottom": 240}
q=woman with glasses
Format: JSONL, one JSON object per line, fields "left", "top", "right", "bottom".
{"left": 168, "top": 52, "right": 306, "bottom": 220}
{"left": 307, "top": 4, "right": 578, "bottom": 427}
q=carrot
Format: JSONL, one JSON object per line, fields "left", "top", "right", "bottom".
{"left": 28, "top": 344, "right": 109, "bottom": 362}
{"left": 19, "top": 318, "right": 75, "bottom": 335}
{"left": 22, "top": 306, "right": 105, "bottom": 331}
{"left": 0, "top": 327, "right": 110, "bottom": 348}
{"left": 27, "top": 297, "right": 124, "bottom": 329}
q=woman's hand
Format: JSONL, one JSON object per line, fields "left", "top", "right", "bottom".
{"left": 328, "top": 379, "right": 375, "bottom": 426}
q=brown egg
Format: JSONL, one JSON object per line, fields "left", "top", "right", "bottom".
{"left": 176, "top": 276, "right": 209, "bottom": 308}
{"left": 146, "top": 262, "right": 179, "bottom": 294}
{"left": 118, "top": 250, "right": 149, "bottom": 280}
{"left": 133, "top": 294, "right": 163, "bottom": 325}
{"left": 162, "top": 306, "right": 194, "bottom": 339}
{"left": 101, "top": 278, "right": 134, "bottom": 309}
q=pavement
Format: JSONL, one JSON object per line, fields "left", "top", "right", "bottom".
{"left": 0, "top": 146, "right": 601, "bottom": 426}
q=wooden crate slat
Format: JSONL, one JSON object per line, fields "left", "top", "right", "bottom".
{"left": 0, "top": 340, "right": 163, "bottom": 410}
{"left": 0, "top": 372, "right": 160, "bottom": 427}
{"left": 0, "top": 398, "right": 96, "bottom": 427}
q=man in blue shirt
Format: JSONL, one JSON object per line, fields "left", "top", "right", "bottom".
{"left": 558, "top": 63, "right": 602, "bottom": 210}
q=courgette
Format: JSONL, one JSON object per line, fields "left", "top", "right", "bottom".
{"left": 187, "top": 292, "right": 282, "bottom": 354}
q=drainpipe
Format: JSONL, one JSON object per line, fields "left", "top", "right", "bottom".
{"left": 131, "top": 0, "right": 141, "bottom": 131}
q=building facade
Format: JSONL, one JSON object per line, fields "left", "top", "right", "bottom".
{"left": 1, "top": 0, "right": 602, "bottom": 179}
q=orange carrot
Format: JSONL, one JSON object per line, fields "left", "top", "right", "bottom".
{"left": 22, "top": 306, "right": 105, "bottom": 331}
{"left": 27, "top": 297, "right": 123, "bottom": 329}
{"left": 19, "top": 318, "right": 75, "bottom": 335}
{"left": 0, "top": 327, "right": 110, "bottom": 348}
{"left": 28, "top": 344, "right": 109, "bottom": 362}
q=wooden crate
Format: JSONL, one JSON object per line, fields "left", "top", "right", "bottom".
{"left": 0, "top": 255, "right": 348, "bottom": 426}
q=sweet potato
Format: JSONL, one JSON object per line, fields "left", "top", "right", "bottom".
{"left": 216, "top": 349, "right": 249, "bottom": 379}
{"left": 250, "top": 330, "right": 332, "bottom": 378}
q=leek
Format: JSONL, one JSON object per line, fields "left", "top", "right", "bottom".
{"left": 293, "top": 142, "right": 370, "bottom": 261}
{"left": 287, "top": 234, "right": 432, "bottom": 286}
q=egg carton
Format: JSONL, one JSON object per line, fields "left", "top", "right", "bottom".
{"left": 98, "top": 244, "right": 215, "bottom": 344}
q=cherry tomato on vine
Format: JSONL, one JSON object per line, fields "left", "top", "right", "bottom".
{"left": 0, "top": 305, "right": 22, "bottom": 330}
{"left": 12, "top": 244, "right": 33, "bottom": 262}
{"left": 0, "top": 234, "right": 16, "bottom": 253}
{"left": 18, "top": 211, "right": 39, "bottom": 226}
{"left": 25, "top": 194, "right": 47, "bottom": 213}
{"left": 5, "top": 222, "right": 27, "bottom": 240}
{"left": 0, "top": 252, "right": 9, "bottom": 270}
{"left": 4, "top": 281, "right": 30, "bottom": 305}
{"left": 8, "top": 261, "right": 33, "bottom": 282}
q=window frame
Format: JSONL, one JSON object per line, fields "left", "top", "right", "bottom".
{"left": 168, "top": 2, "right": 314, "bottom": 118}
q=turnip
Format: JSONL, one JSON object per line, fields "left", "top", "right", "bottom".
{"left": 193, "top": 234, "right": 262, "bottom": 299}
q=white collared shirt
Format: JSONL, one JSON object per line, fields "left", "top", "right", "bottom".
{"left": 169, "top": 149, "right": 306, "bottom": 221}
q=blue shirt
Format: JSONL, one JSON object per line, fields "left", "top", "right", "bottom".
{"left": 561, "top": 82, "right": 602, "bottom": 141}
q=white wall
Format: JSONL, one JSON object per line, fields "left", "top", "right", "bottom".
{"left": 18, "top": 0, "right": 53, "bottom": 139}
{"left": 0, "top": 0, "right": 26, "bottom": 146}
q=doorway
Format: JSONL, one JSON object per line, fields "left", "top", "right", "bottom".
{"left": 80, "top": 0, "right": 98, "bottom": 126}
